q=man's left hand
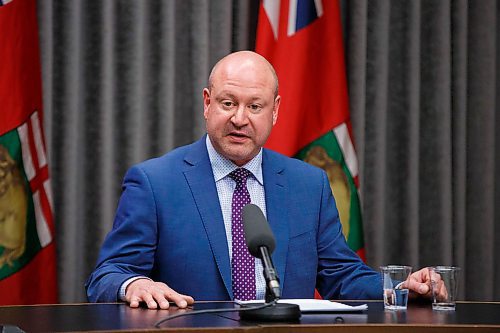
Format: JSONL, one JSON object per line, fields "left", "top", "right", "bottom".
{"left": 402, "top": 267, "right": 433, "bottom": 298}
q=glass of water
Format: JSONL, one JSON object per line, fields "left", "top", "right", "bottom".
{"left": 380, "top": 265, "right": 412, "bottom": 310}
{"left": 430, "top": 266, "right": 460, "bottom": 310}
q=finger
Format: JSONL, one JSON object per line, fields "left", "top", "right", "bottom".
{"left": 164, "top": 289, "right": 190, "bottom": 308}
{"left": 404, "top": 277, "right": 430, "bottom": 295}
{"left": 430, "top": 271, "right": 444, "bottom": 300}
{"left": 128, "top": 295, "right": 142, "bottom": 308}
{"left": 163, "top": 289, "right": 195, "bottom": 308}
{"left": 437, "top": 280, "right": 448, "bottom": 301}
{"left": 150, "top": 289, "right": 171, "bottom": 310}
{"left": 429, "top": 270, "right": 442, "bottom": 284}
{"left": 179, "top": 294, "right": 195, "bottom": 305}
{"left": 141, "top": 293, "right": 159, "bottom": 309}
{"left": 125, "top": 279, "right": 152, "bottom": 306}
{"left": 415, "top": 270, "right": 432, "bottom": 295}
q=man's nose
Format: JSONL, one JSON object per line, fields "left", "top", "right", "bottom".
{"left": 231, "top": 105, "right": 249, "bottom": 126}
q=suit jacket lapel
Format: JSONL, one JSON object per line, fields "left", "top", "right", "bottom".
{"left": 262, "top": 149, "right": 289, "bottom": 288}
{"left": 183, "top": 137, "right": 233, "bottom": 299}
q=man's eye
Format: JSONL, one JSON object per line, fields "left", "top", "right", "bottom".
{"left": 222, "top": 101, "right": 234, "bottom": 108}
{"left": 249, "top": 104, "right": 262, "bottom": 112}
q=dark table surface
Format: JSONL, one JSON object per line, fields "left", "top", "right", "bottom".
{"left": 0, "top": 300, "right": 499, "bottom": 332}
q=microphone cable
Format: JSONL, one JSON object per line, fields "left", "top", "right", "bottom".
{"left": 154, "top": 299, "right": 278, "bottom": 328}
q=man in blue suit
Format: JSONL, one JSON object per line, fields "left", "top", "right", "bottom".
{"left": 86, "top": 51, "right": 434, "bottom": 309}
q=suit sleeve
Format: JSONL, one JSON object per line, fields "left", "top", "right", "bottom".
{"left": 85, "top": 165, "right": 159, "bottom": 302}
{"left": 315, "top": 171, "right": 383, "bottom": 299}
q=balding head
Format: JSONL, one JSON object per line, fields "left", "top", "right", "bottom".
{"left": 208, "top": 51, "right": 279, "bottom": 98}
{"left": 202, "top": 50, "right": 281, "bottom": 166}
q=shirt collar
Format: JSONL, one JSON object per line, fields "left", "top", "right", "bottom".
{"left": 206, "top": 135, "right": 263, "bottom": 185}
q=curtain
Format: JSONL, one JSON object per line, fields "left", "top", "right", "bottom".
{"left": 37, "top": 0, "right": 259, "bottom": 303}
{"left": 343, "top": 0, "right": 499, "bottom": 301}
{"left": 37, "top": 0, "right": 499, "bottom": 303}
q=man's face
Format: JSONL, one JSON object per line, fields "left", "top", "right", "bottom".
{"left": 203, "top": 59, "right": 280, "bottom": 166}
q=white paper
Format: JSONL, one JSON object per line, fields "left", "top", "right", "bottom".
{"left": 237, "top": 299, "right": 368, "bottom": 312}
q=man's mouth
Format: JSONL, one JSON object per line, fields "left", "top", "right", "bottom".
{"left": 227, "top": 131, "right": 250, "bottom": 142}
{"left": 228, "top": 131, "right": 249, "bottom": 138}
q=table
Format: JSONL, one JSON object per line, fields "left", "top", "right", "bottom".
{"left": 0, "top": 300, "right": 499, "bottom": 332}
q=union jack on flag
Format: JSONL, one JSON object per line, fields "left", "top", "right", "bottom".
{"left": 263, "top": 0, "right": 324, "bottom": 39}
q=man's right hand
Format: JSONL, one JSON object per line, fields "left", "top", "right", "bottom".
{"left": 125, "top": 278, "right": 195, "bottom": 310}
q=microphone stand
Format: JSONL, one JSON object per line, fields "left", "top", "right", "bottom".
{"left": 239, "top": 247, "right": 301, "bottom": 322}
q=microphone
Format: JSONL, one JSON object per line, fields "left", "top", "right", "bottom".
{"left": 240, "top": 204, "right": 300, "bottom": 321}
{"left": 242, "top": 203, "right": 281, "bottom": 302}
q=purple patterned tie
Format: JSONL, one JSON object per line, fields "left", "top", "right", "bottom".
{"left": 229, "top": 168, "right": 256, "bottom": 300}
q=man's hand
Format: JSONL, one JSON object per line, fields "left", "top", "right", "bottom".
{"left": 402, "top": 267, "right": 432, "bottom": 297}
{"left": 125, "top": 278, "right": 195, "bottom": 310}
{"left": 402, "top": 267, "right": 447, "bottom": 300}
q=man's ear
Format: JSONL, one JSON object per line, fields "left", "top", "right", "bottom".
{"left": 203, "top": 88, "right": 210, "bottom": 119}
{"left": 272, "top": 95, "right": 280, "bottom": 125}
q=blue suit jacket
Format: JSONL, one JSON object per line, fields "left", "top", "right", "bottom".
{"left": 86, "top": 136, "right": 382, "bottom": 302}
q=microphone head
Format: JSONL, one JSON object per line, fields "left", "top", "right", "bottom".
{"left": 242, "top": 204, "right": 276, "bottom": 258}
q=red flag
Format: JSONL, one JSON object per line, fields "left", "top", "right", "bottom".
{"left": 256, "top": 0, "right": 365, "bottom": 260}
{"left": 0, "top": 0, "right": 58, "bottom": 304}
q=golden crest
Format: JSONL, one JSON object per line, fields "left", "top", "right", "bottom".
{"left": 0, "top": 144, "right": 27, "bottom": 267}
{"left": 303, "top": 146, "right": 351, "bottom": 238}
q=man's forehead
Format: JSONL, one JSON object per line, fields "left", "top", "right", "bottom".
{"left": 213, "top": 69, "right": 274, "bottom": 88}
{"left": 212, "top": 81, "right": 274, "bottom": 96}
{"left": 213, "top": 88, "right": 270, "bottom": 101}
{"left": 215, "top": 57, "right": 272, "bottom": 80}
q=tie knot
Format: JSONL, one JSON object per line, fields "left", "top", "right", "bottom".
{"left": 229, "top": 168, "right": 251, "bottom": 185}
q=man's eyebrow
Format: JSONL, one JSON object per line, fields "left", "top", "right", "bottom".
{"left": 215, "top": 92, "right": 266, "bottom": 104}
{"left": 215, "top": 91, "right": 237, "bottom": 100}
{"left": 248, "top": 97, "right": 265, "bottom": 103}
